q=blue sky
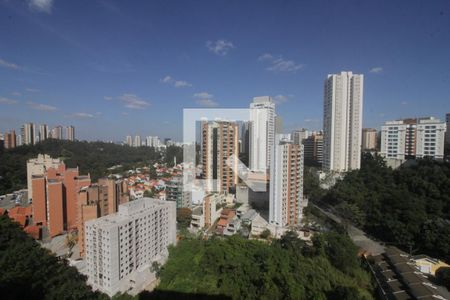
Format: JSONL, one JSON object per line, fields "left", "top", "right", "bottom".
{"left": 1, "top": 0, "right": 449, "bottom": 141}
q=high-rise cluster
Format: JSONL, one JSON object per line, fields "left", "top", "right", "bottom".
{"left": 0, "top": 123, "right": 75, "bottom": 149}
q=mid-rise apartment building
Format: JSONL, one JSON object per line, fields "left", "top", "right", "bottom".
{"left": 31, "top": 162, "right": 91, "bottom": 237}
{"left": 323, "top": 71, "right": 364, "bottom": 172}
{"left": 249, "top": 96, "right": 275, "bottom": 172}
{"left": 27, "top": 154, "right": 63, "bottom": 200}
{"left": 201, "top": 121, "right": 239, "bottom": 193}
{"left": 85, "top": 198, "right": 176, "bottom": 297}
{"left": 303, "top": 132, "right": 323, "bottom": 164}
{"left": 380, "top": 117, "right": 446, "bottom": 160}
{"left": 166, "top": 176, "right": 191, "bottom": 208}
{"left": 77, "top": 178, "right": 129, "bottom": 256}
{"left": 291, "top": 128, "right": 308, "bottom": 145}
{"left": 269, "top": 136, "right": 304, "bottom": 227}
{"left": 362, "top": 128, "right": 377, "bottom": 150}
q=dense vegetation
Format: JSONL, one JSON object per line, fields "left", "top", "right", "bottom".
{"left": 323, "top": 154, "right": 450, "bottom": 262}
{"left": 155, "top": 232, "right": 374, "bottom": 299}
{"left": 0, "top": 139, "right": 182, "bottom": 195}
{"left": 436, "top": 267, "right": 450, "bottom": 290}
{"left": 0, "top": 215, "right": 108, "bottom": 300}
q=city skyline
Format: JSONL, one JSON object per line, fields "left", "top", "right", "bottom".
{"left": 1, "top": 0, "right": 450, "bottom": 141}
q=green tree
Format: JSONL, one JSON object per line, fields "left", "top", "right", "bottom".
{"left": 436, "top": 267, "right": 450, "bottom": 290}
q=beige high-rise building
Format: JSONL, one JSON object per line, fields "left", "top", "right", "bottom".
{"left": 201, "top": 121, "right": 239, "bottom": 193}
{"left": 39, "top": 124, "right": 49, "bottom": 142}
{"left": 66, "top": 125, "right": 75, "bottom": 141}
{"left": 27, "top": 154, "right": 63, "bottom": 200}
{"left": 50, "top": 126, "right": 63, "bottom": 139}
{"left": 269, "top": 136, "right": 304, "bottom": 227}
{"left": 362, "top": 128, "right": 377, "bottom": 150}
{"left": 22, "top": 123, "right": 35, "bottom": 145}
{"left": 4, "top": 130, "right": 16, "bottom": 149}
{"left": 323, "top": 71, "right": 364, "bottom": 172}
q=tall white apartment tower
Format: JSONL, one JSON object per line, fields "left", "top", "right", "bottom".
{"left": 249, "top": 96, "right": 275, "bottom": 172}
{"left": 134, "top": 135, "right": 141, "bottom": 147}
{"left": 66, "top": 125, "right": 75, "bottom": 141}
{"left": 446, "top": 113, "right": 450, "bottom": 145}
{"left": 21, "top": 123, "right": 35, "bottom": 145}
{"left": 269, "top": 135, "right": 304, "bottom": 227}
{"left": 85, "top": 198, "right": 176, "bottom": 297}
{"left": 126, "top": 135, "right": 133, "bottom": 146}
{"left": 39, "top": 124, "right": 49, "bottom": 142}
{"left": 323, "top": 71, "right": 364, "bottom": 172}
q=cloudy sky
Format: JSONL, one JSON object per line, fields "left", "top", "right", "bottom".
{"left": 1, "top": 0, "right": 449, "bottom": 141}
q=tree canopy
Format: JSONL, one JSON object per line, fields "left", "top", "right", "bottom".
{"left": 324, "top": 154, "right": 450, "bottom": 262}
{"left": 155, "top": 232, "right": 374, "bottom": 299}
{"left": 0, "top": 139, "right": 182, "bottom": 195}
{"left": 0, "top": 215, "right": 108, "bottom": 300}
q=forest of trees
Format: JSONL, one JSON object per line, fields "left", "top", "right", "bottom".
{"left": 323, "top": 154, "right": 450, "bottom": 263}
{"left": 155, "top": 232, "right": 374, "bottom": 299}
{"left": 0, "top": 139, "right": 183, "bottom": 195}
{"left": 0, "top": 215, "right": 108, "bottom": 300}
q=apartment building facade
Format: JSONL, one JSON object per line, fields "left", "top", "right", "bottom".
{"left": 249, "top": 96, "right": 275, "bottom": 172}
{"left": 269, "top": 136, "right": 304, "bottom": 227}
{"left": 362, "top": 128, "right": 377, "bottom": 150}
{"left": 201, "top": 121, "right": 239, "bottom": 193}
{"left": 85, "top": 198, "right": 176, "bottom": 297}
{"left": 380, "top": 117, "right": 446, "bottom": 160}
{"left": 303, "top": 132, "right": 323, "bottom": 164}
{"left": 323, "top": 71, "right": 364, "bottom": 172}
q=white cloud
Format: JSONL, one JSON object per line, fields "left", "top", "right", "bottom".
{"left": 71, "top": 112, "right": 95, "bottom": 118}
{"left": 27, "top": 101, "right": 57, "bottom": 111}
{"left": 119, "top": 93, "right": 150, "bottom": 109}
{"left": 273, "top": 94, "right": 292, "bottom": 104}
{"left": 401, "top": 101, "right": 408, "bottom": 105}
{"left": 25, "top": 88, "right": 40, "bottom": 93}
{"left": 0, "top": 97, "right": 19, "bottom": 105}
{"left": 194, "top": 92, "right": 213, "bottom": 99}
{"left": 258, "top": 53, "right": 273, "bottom": 61}
{"left": 193, "top": 92, "right": 218, "bottom": 107}
{"left": 28, "top": 0, "right": 54, "bottom": 13}
{"left": 104, "top": 96, "right": 113, "bottom": 101}
{"left": 11, "top": 91, "right": 21, "bottom": 96}
{"left": 369, "top": 67, "right": 383, "bottom": 73}
{"left": 196, "top": 99, "right": 219, "bottom": 107}
{"left": 0, "top": 58, "right": 20, "bottom": 70}
{"left": 258, "top": 53, "right": 303, "bottom": 72}
{"left": 304, "top": 118, "right": 320, "bottom": 123}
{"left": 161, "top": 75, "right": 192, "bottom": 88}
{"left": 206, "top": 39, "right": 235, "bottom": 56}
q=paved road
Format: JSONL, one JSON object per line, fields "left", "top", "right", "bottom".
{"left": 312, "top": 203, "right": 385, "bottom": 256}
